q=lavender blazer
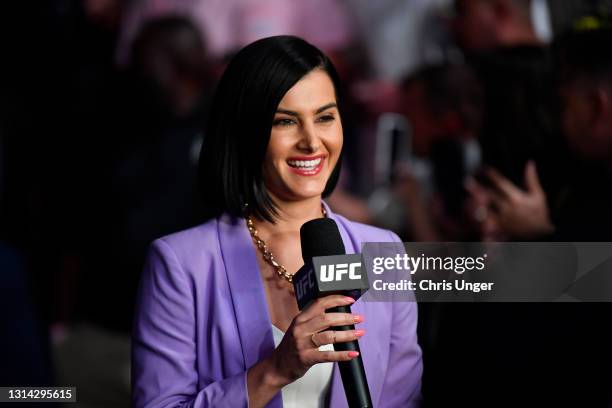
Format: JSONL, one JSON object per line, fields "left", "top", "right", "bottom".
{"left": 132, "top": 203, "right": 422, "bottom": 407}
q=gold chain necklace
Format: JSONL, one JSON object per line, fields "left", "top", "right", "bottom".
{"left": 246, "top": 205, "right": 327, "bottom": 283}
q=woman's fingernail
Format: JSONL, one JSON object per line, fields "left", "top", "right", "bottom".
{"left": 344, "top": 296, "right": 355, "bottom": 303}
{"left": 353, "top": 314, "right": 364, "bottom": 323}
{"left": 348, "top": 351, "right": 360, "bottom": 358}
{"left": 355, "top": 329, "right": 365, "bottom": 337}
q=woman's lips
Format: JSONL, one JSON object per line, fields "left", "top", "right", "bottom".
{"left": 286, "top": 156, "right": 326, "bottom": 176}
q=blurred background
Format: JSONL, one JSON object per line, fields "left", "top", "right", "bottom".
{"left": 2, "top": 0, "right": 612, "bottom": 406}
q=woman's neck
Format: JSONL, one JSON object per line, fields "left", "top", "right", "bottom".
{"left": 256, "top": 196, "right": 324, "bottom": 236}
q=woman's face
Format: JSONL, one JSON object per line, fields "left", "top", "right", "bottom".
{"left": 263, "top": 69, "right": 343, "bottom": 203}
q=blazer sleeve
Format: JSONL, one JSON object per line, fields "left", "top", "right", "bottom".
{"left": 132, "top": 239, "right": 248, "bottom": 408}
{"left": 380, "top": 231, "right": 423, "bottom": 408}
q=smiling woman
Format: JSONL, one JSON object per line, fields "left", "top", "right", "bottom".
{"left": 197, "top": 36, "right": 343, "bottom": 224}
{"left": 132, "top": 36, "right": 422, "bottom": 408}
{"left": 264, "top": 70, "right": 343, "bottom": 204}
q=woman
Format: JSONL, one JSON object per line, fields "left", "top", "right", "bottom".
{"left": 132, "top": 36, "right": 422, "bottom": 408}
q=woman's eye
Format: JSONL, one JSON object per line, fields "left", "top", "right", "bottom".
{"left": 317, "top": 115, "right": 335, "bottom": 123}
{"left": 273, "top": 118, "right": 295, "bottom": 127}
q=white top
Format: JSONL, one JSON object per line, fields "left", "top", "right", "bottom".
{"left": 271, "top": 325, "right": 334, "bottom": 408}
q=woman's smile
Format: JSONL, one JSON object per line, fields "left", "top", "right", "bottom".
{"left": 286, "top": 155, "right": 326, "bottom": 176}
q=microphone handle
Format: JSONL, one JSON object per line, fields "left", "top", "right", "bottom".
{"left": 327, "top": 305, "right": 373, "bottom": 408}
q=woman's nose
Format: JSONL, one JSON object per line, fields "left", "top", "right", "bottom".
{"left": 296, "top": 122, "right": 320, "bottom": 153}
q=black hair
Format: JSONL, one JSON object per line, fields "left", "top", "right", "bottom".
{"left": 198, "top": 35, "right": 342, "bottom": 223}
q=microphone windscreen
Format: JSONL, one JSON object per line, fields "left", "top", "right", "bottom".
{"left": 300, "top": 218, "right": 346, "bottom": 261}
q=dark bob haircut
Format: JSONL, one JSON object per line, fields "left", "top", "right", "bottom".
{"left": 198, "top": 35, "right": 343, "bottom": 222}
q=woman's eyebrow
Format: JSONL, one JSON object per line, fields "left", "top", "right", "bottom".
{"left": 315, "top": 102, "right": 337, "bottom": 114}
{"left": 275, "top": 102, "right": 337, "bottom": 116}
{"left": 275, "top": 108, "right": 299, "bottom": 116}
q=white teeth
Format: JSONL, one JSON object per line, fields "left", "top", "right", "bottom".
{"left": 288, "top": 158, "right": 322, "bottom": 168}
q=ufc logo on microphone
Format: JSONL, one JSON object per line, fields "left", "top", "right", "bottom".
{"left": 320, "top": 262, "right": 362, "bottom": 282}
{"left": 295, "top": 270, "right": 315, "bottom": 300}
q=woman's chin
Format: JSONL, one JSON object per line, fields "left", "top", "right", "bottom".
{"left": 276, "top": 186, "right": 325, "bottom": 203}
{"left": 293, "top": 182, "right": 327, "bottom": 199}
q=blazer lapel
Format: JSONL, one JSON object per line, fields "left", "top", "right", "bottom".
{"left": 217, "top": 214, "right": 282, "bottom": 407}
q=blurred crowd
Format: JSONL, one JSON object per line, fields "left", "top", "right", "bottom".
{"left": 1, "top": 0, "right": 612, "bottom": 407}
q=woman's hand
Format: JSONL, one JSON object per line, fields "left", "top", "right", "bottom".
{"left": 247, "top": 295, "right": 365, "bottom": 408}
{"left": 271, "top": 294, "right": 364, "bottom": 384}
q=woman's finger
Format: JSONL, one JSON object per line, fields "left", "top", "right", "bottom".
{"left": 301, "top": 349, "right": 361, "bottom": 366}
{"left": 311, "top": 329, "right": 365, "bottom": 347}
{"left": 302, "top": 312, "right": 363, "bottom": 334}
{"left": 295, "top": 295, "right": 355, "bottom": 323}
{"left": 316, "top": 350, "right": 361, "bottom": 363}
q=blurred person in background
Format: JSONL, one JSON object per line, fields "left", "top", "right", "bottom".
{"left": 53, "top": 15, "right": 214, "bottom": 408}
{"left": 453, "top": 0, "right": 566, "bottom": 211}
{"left": 454, "top": 0, "right": 542, "bottom": 51}
{"left": 466, "top": 23, "right": 612, "bottom": 241}
{"left": 394, "top": 63, "right": 504, "bottom": 407}
{"left": 0, "top": 0, "right": 131, "bottom": 399}
{"left": 550, "top": 25, "right": 612, "bottom": 240}
{"left": 345, "top": 0, "right": 454, "bottom": 81}
{"left": 66, "top": 15, "right": 212, "bottom": 332}
{"left": 396, "top": 62, "right": 485, "bottom": 242}
{"left": 426, "top": 11, "right": 612, "bottom": 407}
{"left": 117, "top": 0, "right": 357, "bottom": 66}
{"left": 464, "top": 25, "right": 612, "bottom": 407}
{"left": 130, "top": 17, "right": 214, "bottom": 121}
{"left": 333, "top": 62, "right": 488, "bottom": 243}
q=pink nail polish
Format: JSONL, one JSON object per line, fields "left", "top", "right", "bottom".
{"left": 353, "top": 314, "right": 363, "bottom": 323}
{"left": 355, "top": 330, "right": 365, "bottom": 337}
{"left": 348, "top": 351, "right": 360, "bottom": 358}
{"left": 344, "top": 296, "right": 355, "bottom": 303}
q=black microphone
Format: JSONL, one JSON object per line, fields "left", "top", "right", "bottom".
{"left": 293, "top": 218, "right": 373, "bottom": 408}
